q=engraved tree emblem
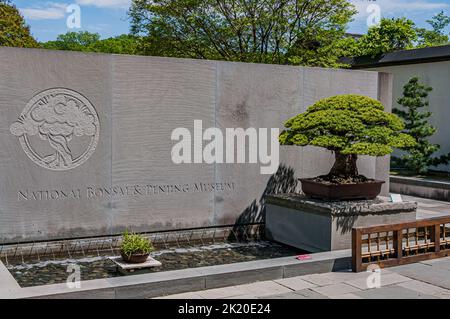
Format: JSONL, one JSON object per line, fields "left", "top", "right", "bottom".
{"left": 10, "top": 88, "right": 99, "bottom": 171}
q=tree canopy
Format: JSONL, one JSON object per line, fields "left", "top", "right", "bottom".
{"left": 353, "top": 18, "right": 417, "bottom": 57}
{"left": 41, "top": 32, "right": 140, "bottom": 55}
{"left": 42, "top": 31, "right": 101, "bottom": 51}
{"left": 353, "top": 13, "right": 450, "bottom": 58}
{"left": 416, "top": 11, "right": 450, "bottom": 48}
{"left": 4, "top": 0, "right": 450, "bottom": 67}
{"left": 129, "top": 0, "right": 357, "bottom": 67}
{"left": 0, "top": 0, "right": 38, "bottom": 48}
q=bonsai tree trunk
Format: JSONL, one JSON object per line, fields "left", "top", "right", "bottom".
{"left": 328, "top": 152, "right": 358, "bottom": 177}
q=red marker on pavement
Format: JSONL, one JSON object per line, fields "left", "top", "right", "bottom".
{"left": 296, "top": 254, "right": 312, "bottom": 261}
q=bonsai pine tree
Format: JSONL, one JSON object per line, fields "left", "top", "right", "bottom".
{"left": 279, "top": 94, "right": 416, "bottom": 183}
{"left": 392, "top": 77, "right": 450, "bottom": 174}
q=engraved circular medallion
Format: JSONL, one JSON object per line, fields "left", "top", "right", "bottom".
{"left": 10, "top": 88, "right": 100, "bottom": 171}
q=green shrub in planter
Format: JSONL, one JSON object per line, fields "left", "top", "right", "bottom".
{"left": 120, "top": 231, "right": 154, "bottom": 257}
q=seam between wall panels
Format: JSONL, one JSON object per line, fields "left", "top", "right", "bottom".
{"left": 213, "top": 61, "right": 218, "bottom": 225}
{"left": 301, "top": 67, "right": 305, "bottom": 177}
{"left": 300, "top": 67, "right": 304, "bottom": 178}
{"left": 109, "top": 54, "right": 114, "bottom": 235}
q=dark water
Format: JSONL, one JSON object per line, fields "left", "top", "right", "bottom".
{"left": 7, "top": 241, "right": 304, "bottom": 287}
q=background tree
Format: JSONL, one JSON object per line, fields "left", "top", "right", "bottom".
{"left": 88, "top": 34, "right": 140, "bottom": 54}
{"left": 129, "top": 0, "right": 357, "bottom": 66}
{"left": 286, "top": 26, "right": 357, "bottom": 68}
{"left": 41, "top": 32, "right": 140, "bottom": 55}
{"left": 354, "top": 18, "right": 417, "bottom": 57}
{"left": 392, "top": 77, "right": 450, "bottom": 174}
{"left": 416, "top": 11, "right": 450, "bottom": 48}
{"left": 279, "top": 95, "right": 415, "bottom": 183}
{"left": 0, "top": 0, "right": 38, "bottom": 48}
{"left": 42, "top": 31, "right": 101, "bottom": 51}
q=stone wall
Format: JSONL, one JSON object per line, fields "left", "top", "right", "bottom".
{"left": 0, "top": 47, "right": 391, "bottom": 243}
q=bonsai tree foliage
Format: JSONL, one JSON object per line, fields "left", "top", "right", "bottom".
{"left": 279, "top": 94, "right": 416, "bottom": 183}
{"left": 392, "top": 77, "right": 450, "bottom": 174}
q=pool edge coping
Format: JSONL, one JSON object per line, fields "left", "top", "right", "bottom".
{"left": 0, "top": 249, "right": 351, "bottom": 299}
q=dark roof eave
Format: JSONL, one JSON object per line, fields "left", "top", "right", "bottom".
{"left": 346, "top": 44, "right": 450, "bottom": 69}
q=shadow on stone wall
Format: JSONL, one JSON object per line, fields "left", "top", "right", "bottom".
{"left": 335, "top": 215, "right": 359, "bottom": 235}
{"left": 230, "top": 164, "right": 298, "bottom": 240}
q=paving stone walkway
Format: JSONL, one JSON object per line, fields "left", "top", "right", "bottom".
{"left": 411, "top": 195, "right": 450, "bottom": 219}
{"left": 156, "top": 258, "right": 450, "bottom": 299}
{"left": 157, "top": 195, "right": 450, "bottom": 299}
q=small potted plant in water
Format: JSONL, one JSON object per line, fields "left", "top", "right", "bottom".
{"left": 120, "top": 231, "right": 154, "bottom": 263}
{"left": 279, "top": 94, "right": 416, "bottom": 200}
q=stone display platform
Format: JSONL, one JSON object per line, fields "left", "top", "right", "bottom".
{"left": 265, "top": 194, "right": 417, "bottom": 252}
{"left": 110, "top": 256, "right": 162, "bottom": 274}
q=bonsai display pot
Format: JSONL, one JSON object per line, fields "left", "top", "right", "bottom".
{"left": 300, "top": 178, "right": 385, "bottom": 201}
{"left": 120, "top": 252, "right": 150, "bottom": 264}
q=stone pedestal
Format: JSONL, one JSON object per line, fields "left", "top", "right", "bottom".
{"left": 265, "top": 194, "right": 417, "bottom": 252}
{"left": 110, "top": 256, "right": 162, "bottom": 275}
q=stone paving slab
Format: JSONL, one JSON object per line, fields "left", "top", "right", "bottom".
{"left": 196, "top": 286, "right": 248, "bottom": 299}
{"left": 265, "top": 289, "right": 329, "bottom": 299}
{"left": 274, "top": 277, "right": 317, "bottom": 291}
{"left": 398, "top": 280, "right": 450, "bottom": 299}
{"left": 345, "top": 273, "right": 411, "bottom": 290}
{"left": 390, "top": 263, "right": 450, "bottom": 290}
{"left": 224, "top": 295, "right": 259, "bottom": 299}
{"left": 298, "top": 269, "right": 391, "bottom": 287}
{"left": 405, "top": 195, "right": 450, "bottom": 218}
{"left": 414, "top": 202, "right": 443, "bottom": 208}
{"left": 235, "top": 281, "right": 293, "bottom": 297}
{"left": 310, "top": 283, "right": 362, "bottom": 297}
{"left": 416, "top": 209, "right": 449, "bottom": 219}
{"left": 329, "top": 293, "right": 362, "bottom": 299}
{"left": 262, "top": 292, "right": 311, "bottom": 299}
{"left": 155, "top": 292, "right": 205, "bottom": 299}
{"left": 420, "top": 256, "right": 450, "bottom": 269}
{"left": 403, "top": 195, "right": 449, "bottom": 206}
{"left": 351, "top": 285, "right": 438, "bottom": 299}
{"left": 291, "top": 289, "right": 329, "bottom": 299}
